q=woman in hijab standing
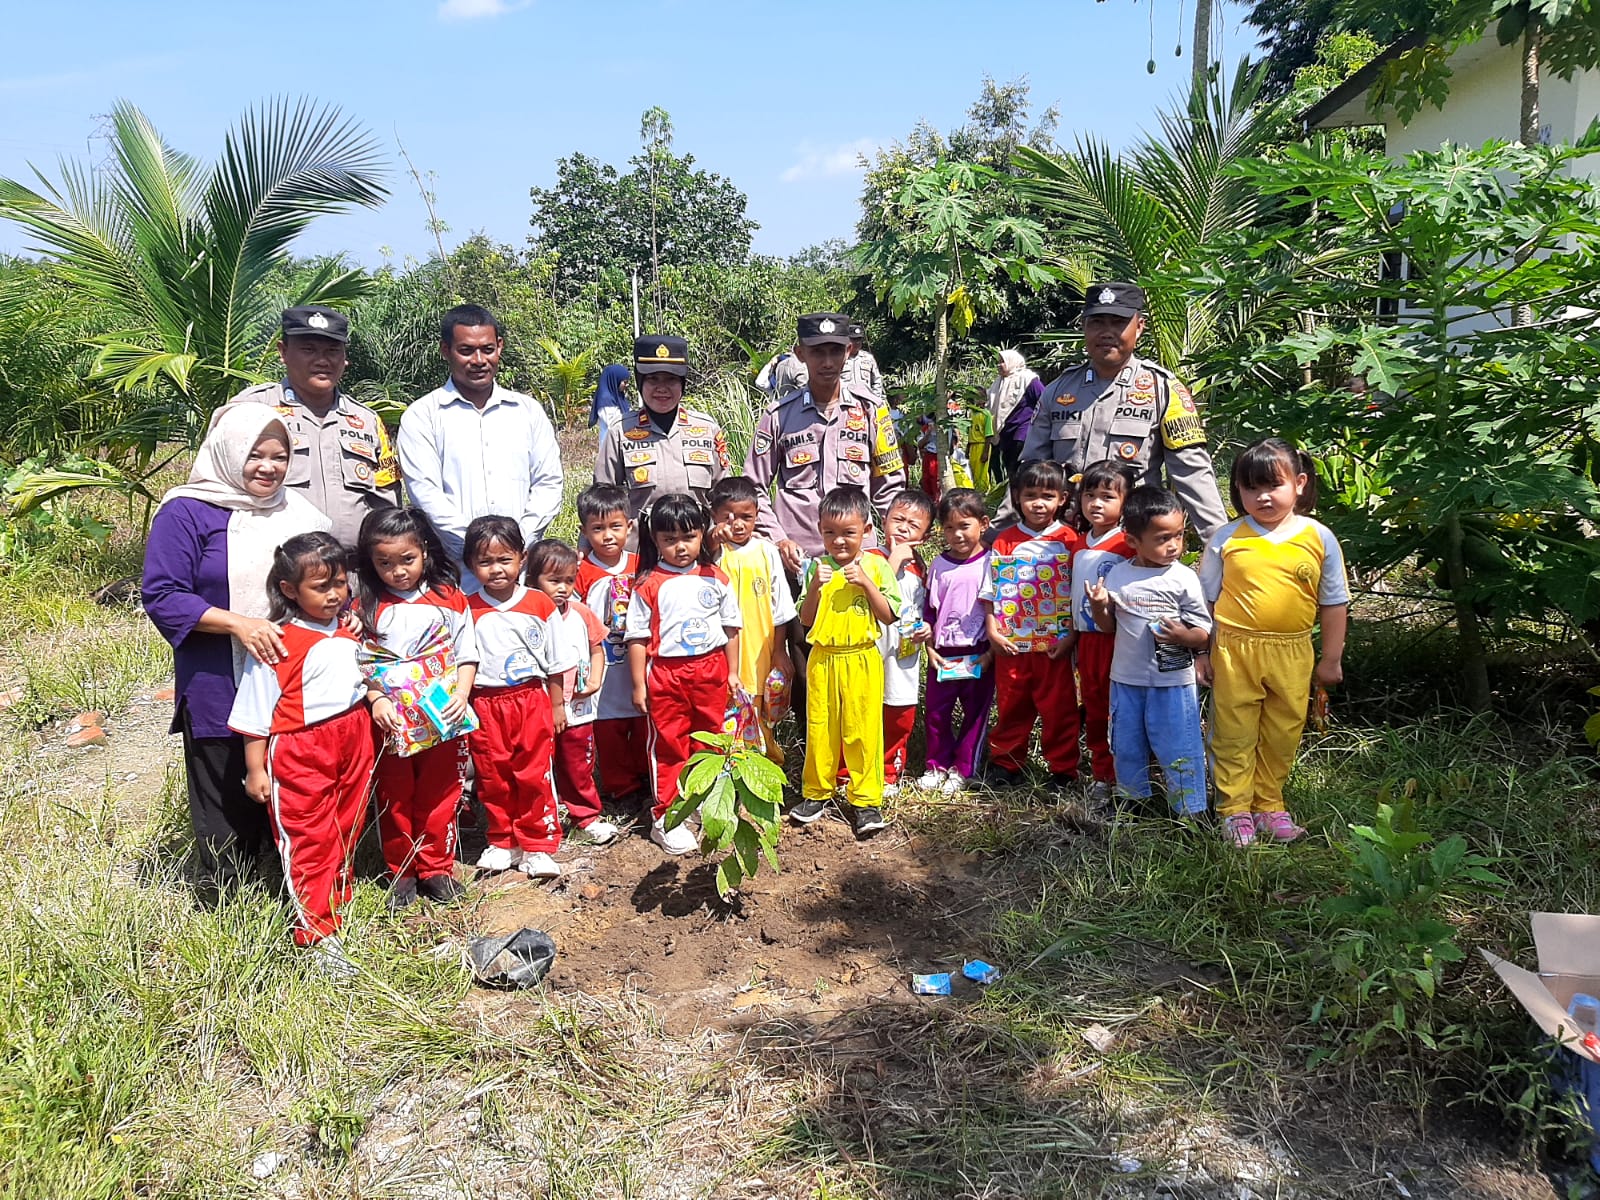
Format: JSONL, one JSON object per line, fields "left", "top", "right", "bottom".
{"left": 989, "top": 349, "right": 1043, "bottom": 485}
{"left": 590, "top": 363, "right": 633, "bottom": 452}
{"left": 142, "top": 403, "right": 333, "bottom": 896}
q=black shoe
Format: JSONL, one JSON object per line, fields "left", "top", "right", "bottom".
{"left": 1049, "top": 771, "right": 1081, "bottom": 793}
{"left": 387, "top": 876, "right": 419, "bottom": 914}
{"left": 850, "top": 804, "right": 889, "bottom": 838}
{"left": 789, "top": 798, "right": 827, "bottom": 825}
{"left": 986, "top": 764, "right": 1022, "bottom": 787}
{"left": 418, "top": 873, "right": 466, "bottom": 905}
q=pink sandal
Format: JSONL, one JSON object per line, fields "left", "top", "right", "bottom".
{"left": 1222, "top": 814, "right": 1256, "bottom": 847}
{"left": 1253, "top": 811, "right": 1305, "bottom": 843}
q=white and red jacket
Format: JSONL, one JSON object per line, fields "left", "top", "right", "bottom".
{"left": 625, "top": 563, "right": 741, "bottom": 658}
{"left": 550, "top": 600, "right": 606, "bottom": 726}
{"left": 577, "top": 551, "right": 640, "bottom": 720}
{"left": 229, "top": 617, "right": 367, "bottom": 737}
{"left": 467, "top": 585, "right": 573, "bottom": 688}
{"left": 1072, "top": 527, "right": 1136, "bottom": 633}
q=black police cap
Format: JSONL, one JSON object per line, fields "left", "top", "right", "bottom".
{"left": 797, "top": 313, "right": 852, "bottom": 346}
{"left": 281, "top": 305, "right": 349, "bottom": 343}
{"left": 1081, "top": 283, "right": 1146, "bottom": 320}
{"left": 634, "top": 334, "right": 689, "bottom": 377}
{"left": 848, "top": 321, "right": 866, "bottom": 340}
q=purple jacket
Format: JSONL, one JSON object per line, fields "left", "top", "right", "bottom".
{"left": 141, "top": 497, "right": 239, "bottom": 739}
{"left": 1003, "top": 379, "right": 1044, "bottom": 442}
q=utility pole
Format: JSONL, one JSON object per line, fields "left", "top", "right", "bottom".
{"left": 631, "top": 268, "right": 641, "bottom": 338}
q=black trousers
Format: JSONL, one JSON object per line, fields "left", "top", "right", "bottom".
{"left": 179, "top": 705, "right": 269, "bottom": 891}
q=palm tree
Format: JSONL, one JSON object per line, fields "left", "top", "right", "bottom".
{"left": 0, "top": 98, "right": 387, "bottom": 465}
{"left": 1012, "top": 62, "right": 1287, "bottom": 372}
{"left": 534, "top": 337, "right": 599, "bottom": 426}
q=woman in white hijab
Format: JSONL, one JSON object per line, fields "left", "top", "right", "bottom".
{"left": 988, "top": 349, "right": 1043, "bottom": 484}
{"left": 142, "top": 403, "right": 333, "bottom": 895}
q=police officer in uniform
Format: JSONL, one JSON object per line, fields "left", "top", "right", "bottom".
{"left": 746, "top": 313, "right": 906, "bottom": 572}
{"left": 1021, "top": 282, "right": 1227, "bottom": 541}
{"left": 595, "top": 335, "right": 730, "bottom": 536}
{"left": 841, "top": 320, "right": 885, "bottom": 400}
{"left": 226, "top": 306, "right": 399, "bottom": 547}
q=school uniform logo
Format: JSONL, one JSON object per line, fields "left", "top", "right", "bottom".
{"left": 697, "top": 585, "right": 719, "bottom": 609}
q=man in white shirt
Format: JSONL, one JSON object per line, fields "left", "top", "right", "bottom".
{"left": 398, "top": 305, "right": 565, "bottom": 577}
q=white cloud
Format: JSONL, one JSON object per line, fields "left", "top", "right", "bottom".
{"left": 780, "top": 139, "right": 876, "bottom": 184}
{"left": 437, "top": 0, "right": 531, "bottom": 21}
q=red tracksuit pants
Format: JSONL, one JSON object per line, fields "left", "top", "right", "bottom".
{"left": 555, "top": 723, "right": 604, "bottom": 827}
{"left": 884, "top": 703, "right": 918, "bottom": 785}
{"left": 468, "top": 682, "right": 561, "bottom": 855}
{"left": 594, "top": 716, "right": 649, "bottom": 800}
{"left": 990, "top": 650, "right": 1082, "bottom": 775}
{"left": 1076, "top": 630, "right": 1116, "bottom": 783}
{"left": 375, "top": 736, "right": 462, "bottom": 881}
{"left": 646, "top": 651, "right": 729, "bottom": 818}
{"left": 266, "top": 704, "right": 377, "bottom": 946}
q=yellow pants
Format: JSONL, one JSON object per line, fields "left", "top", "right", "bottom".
{"left": 804, "top": 644, "right": 884, "bottom": 806}
{"left": 1209, "top": 626, "right": 1314, "bottom": 818}
{"left": 735, "top": 619, "right": 784, "bottom": 766}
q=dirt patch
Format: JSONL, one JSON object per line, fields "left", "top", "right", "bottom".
{"left": 466, "top": 812, "right": 1031, "bottom": 1033}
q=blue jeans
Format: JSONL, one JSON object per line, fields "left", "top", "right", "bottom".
{"left": 1110, "top": 682, "right": 1208, "bottom": 816}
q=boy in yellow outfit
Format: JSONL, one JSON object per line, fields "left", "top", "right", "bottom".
{"left": 793, "top": 486, "right": 900, "bottom": 839}
{"left": 709, "top": 476, "right": 796, "bottom": 763}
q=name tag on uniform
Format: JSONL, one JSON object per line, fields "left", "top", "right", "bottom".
{"left": 1113, "top": 404, "right": 1155, "bottom": 423}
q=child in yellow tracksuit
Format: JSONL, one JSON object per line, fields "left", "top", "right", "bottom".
{"left": 710, "top": 476, "right": 796, "bottom": 762}
{"left": 1197, "top": 438, "right": 1349, "bottom": 848}
{"left": 793, "top": 486, "right": 900, "bottom": 840}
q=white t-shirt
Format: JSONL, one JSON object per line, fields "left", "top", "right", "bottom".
{"left": 467, "top": 585, "right": 572, "bottom": 689}
{"left": 1102, "top": 560, "right": 1212, "bottom": 688}
{"left": 875, "top": 552, "right": 927, "bottom": 708}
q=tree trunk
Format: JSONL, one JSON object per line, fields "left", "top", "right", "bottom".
{"left": 1192, "top": 0, "right": 1214, "bottom": 93}
{"left": 1513, "top": 16, "right": 1542, "bottom": 328}
{"left": 932, "top": 301, "right": 955, "bottom": 492}
{"left": 1443, "top": 511, "right": 1492, "bottom": 711}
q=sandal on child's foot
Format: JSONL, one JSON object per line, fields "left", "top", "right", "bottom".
{"left": 1254, "top": 810, "right": 1305, "bottom": 842}
{"left": 1222, "top": 814, "right": 1257, "bottom": 847}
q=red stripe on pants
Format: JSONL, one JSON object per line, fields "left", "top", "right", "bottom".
{"left": 468, "top": 683, "right": 561, "bottom": 855}
{"left": 646, "top": 652, "right": 729, "bottom": 818}
{"left": 267, "top": 704, "right": 377, "bottom": 946}
{"left": 990, "top": 651, "right": 1082, "bottom": 774}
{"left": 884, "top": 703, "right": 918, "bottom": 784}
{"left": 555, "top": 723, "right": 603, "bottom": 827}
{"left": 594, "top": 716, "right": 649, "bottom": 798}
{"left": 1076, "top": 630, "right": 1116, "bottom": 783}
{"left": 375, "top": 737, "right": 462, "bottom": 880}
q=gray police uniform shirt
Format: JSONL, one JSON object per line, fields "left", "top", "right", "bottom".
{"left": 744, "top": 386, "right": 906, "bottom": 557}
{"left": 225, "top": 382, "right": 400, "bottom": 546}
{"left": 841, "top": 349, "right": 884, "bottom": 400}
{"left": 1020, "top": 355, "right": 1228, "bottom": 541}
{"left": 1103, "top": 559, "right": 1212, "bottom": 688}
{"left": 595, "top": 405, "right": 731, "bottom": 534}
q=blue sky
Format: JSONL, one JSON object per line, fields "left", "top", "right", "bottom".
{"left": 0, "top": 1, "right": 1259, "bottom": 268}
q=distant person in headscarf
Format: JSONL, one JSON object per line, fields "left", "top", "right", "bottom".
{"left": 590, "top": 364, "right": 632, "bottom": 450}
{"left": 989, "top": 348, "right": 1042, "bottom": 484}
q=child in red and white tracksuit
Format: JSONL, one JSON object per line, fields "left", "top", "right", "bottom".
{"left": 527, "top": 537, "right": 618, "bottom": 847}
{"left": 463, "top": 516, "right": 571, "bottom": 881}
{"left": 231, "top": 532, "right": 381, "bottom": 968}
{"left": 625, "top": 492, "right": 742, "bottom": 856}
{"left": 981, "top": 461, "right": 1085, "bottom": 792}
{"left": 575, "top": 485, "right": 649, "bottom": 806}
{"left": 355, "top": 507, "right": 479, "bottom": 910}
{"left": 873, "top": 490, "right": 935, "bottom": 793}
{"left": 1071, "top": 460, "right": 1139, "bottom": 813}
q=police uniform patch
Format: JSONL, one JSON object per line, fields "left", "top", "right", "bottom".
{"left": 843, "top": 444, "right": 869, "bottom": 462}
{"left": 713, "top": 431, "right": 730, "bottom": 470}
{"left": 788, "top": 450, "right": 816, "bottom": 467}
{"left": 846, "top": 415, "right": 866, "bottom": 432}
{"left": 624, "top": 427, "right": 652, "bottom": 441}
{"left": 753, "top": 432, "right": 772, "bottom": 455}
{"left": 1134, "top": 370, "right": 1154, "bottom": 391}
{"left": 343, "top": 413, "right": 366, "bottom": 430}
{"left": 1117, "top": 442, "right": 1139, "bottom": 460}
{"left": 275, "top": 405, "right": 296, "bottom": 417}
{"left": 685, "top": 425, "right": 709, "bottom": 436}
{"left": 1160, "top": 384, "right": 1207, "bottom": 450}
{"left": 686, "top": 449, "right": 712, "bottom": 465}
{"left": 626, "top": 450, "right": 652, "bottom": 465}
{"left": 355, "top": 463, "right": 370, "bottom": 479}
{"left": 633, "top": 467, "right": 651, "bottom": 483}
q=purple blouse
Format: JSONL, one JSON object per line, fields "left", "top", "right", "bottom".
{"left": 141, "top": 497, "right": 239, "bottom": 739}
{"left": 925, "top": 550, "right": 992, "bottom": 651}
{"left": 1003, "top": 378, "right": 1045, "bottom": 441}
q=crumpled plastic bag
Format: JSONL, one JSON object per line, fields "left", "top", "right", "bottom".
{"left": 466, "top": 928, "right": 556, "bottom": 989}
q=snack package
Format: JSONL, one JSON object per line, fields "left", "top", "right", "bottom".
{"left": 989, "top": 553, "right": 1072, "bottom": 652}
{"left": 601, "top": 576, "right": 632, "bottom": 666}
{"left": 359, "top": 616, "right": 476, "bottom": 756}
{"left": 763, "top": 668, "right": 791, "bottom": 723}
{"left": 417, "top": 675, "right": 480, "bottom": 741}
{"left": 722, "top": 681, "right": 763, "bottom": 750}
{"left": 936, "top": 654, "right": 984, "bottom": 682}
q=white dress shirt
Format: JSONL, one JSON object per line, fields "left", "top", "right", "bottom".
{"left": 398, "top": 378, "right": 565, "bottom": 566}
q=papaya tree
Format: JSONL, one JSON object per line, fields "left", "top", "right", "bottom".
{"left": 852, "top": 160, "right": 1063, "bottom": 489}
{"left": 1192, "top": 134, "right": 1600, "bottom": 709}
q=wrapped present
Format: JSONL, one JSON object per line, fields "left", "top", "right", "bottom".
{"left": 989, "top": 552, "right": 1073, "bottom": 652}
{"left": 360, "top": 617, "right": 477, "bottom": 757}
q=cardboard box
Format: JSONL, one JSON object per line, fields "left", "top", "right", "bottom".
{"left": 1482, "top": 911, "right": 1600, "bottom": 1063}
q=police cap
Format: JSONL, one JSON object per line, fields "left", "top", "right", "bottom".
{"left": 281, "top": 305, "right": 349, "bottom": 343}
{"left": 797, "top": 313, "right": 852, "bottom": 346}
{"left": 847, "top": 321, "right": 866, "bottom": 341}
{"left": 1081, "top": 282, "right": 1146, "bottom": 320}
{"left": 634, "top": 334, "right": 689, "bottom": 377}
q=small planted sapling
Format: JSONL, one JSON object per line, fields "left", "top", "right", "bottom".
{"left": 662, "top": 731, "right": 785, "bottom": 899}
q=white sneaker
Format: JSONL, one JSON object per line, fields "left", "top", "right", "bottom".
{"left": 651, "top": 817, "right": 699, "bottom": 856}
{"left": 940, "top": 772, "right": 967, "bottom": 795}
{"left": 519, "top": 851, "right": 561, "bottom": 879}
{"left": 309, "top": 934, "right": 358, "bottom": 980}
{"left": 476, "top": 845, "right": 519, "bottom": 872}
{"left": 916, "top": 769, "right": 946, "bottom": 790}
{"left": 883, "top": 782, "right": 900, "bottom": 799}
{"left": 574, "top": 818, "right": 620, "bottom": 846}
